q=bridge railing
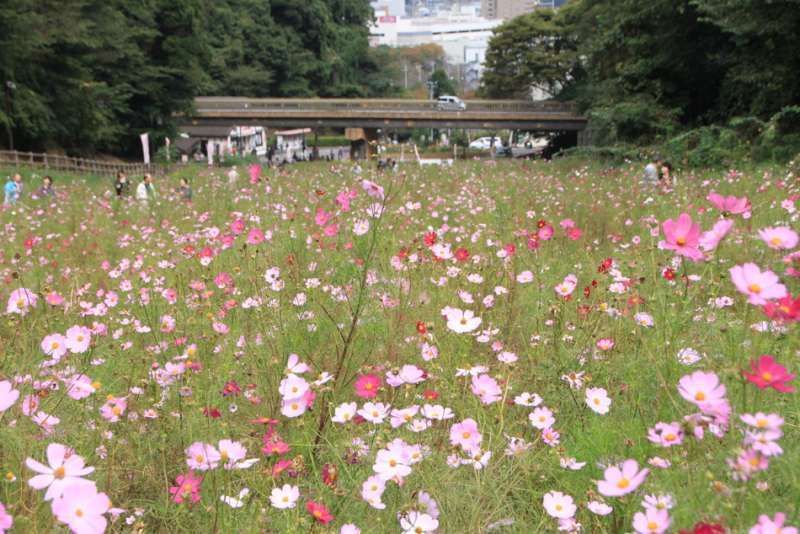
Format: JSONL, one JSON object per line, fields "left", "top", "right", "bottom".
{"left": 193, "top": 97, "right": 578, "bottom": 114}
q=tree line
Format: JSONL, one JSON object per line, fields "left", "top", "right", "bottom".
{"left": 0, "top": 0, "right": 390, "bottom": 156}
{"left": 481, "top": 0, "right": 800, "bottom": 156}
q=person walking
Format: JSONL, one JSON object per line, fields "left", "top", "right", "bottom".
{"left": 136, "top": 173, "right": 156, "bottom": 204}
{"left": 3, "top": 173, "right": 22, "bottom": 206}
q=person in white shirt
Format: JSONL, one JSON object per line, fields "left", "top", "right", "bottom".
{"left": 136, "top": 173, "right": 156, "bottom": 203}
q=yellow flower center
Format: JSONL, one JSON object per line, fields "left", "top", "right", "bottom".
{"left": 647, "top": 521, "right": 658, "bottom": 531}
{"left": 53, "top": 466, "right": 66, "bottom": 479}
{"left": 389, "top": 459, "right": 397, "bottom": 467}
{"left": 756, "top": 418, "right": 767, "bottom": 428}
{"left": 676, "top": 237, "right": 686, "bottom": 246}
{"left": 748, "top": 283, "right": 762, "bottom": 294}
{"left": 15, "top": 298, "right": 25, "bottom": 308}
{"left": 462, "top": 431, "right": 471, "bottom": 439}
{"left": 75, "top": 508, "right": 84, "bottom": 518}
{"left": 695, "top": 391, "right": 706, "bottom": 402}
{"left": 665, "top": 433, "right": 676, "bottom": 442}
{"left": 770, "top": 237, "right": 782, "bottom": 246}
{"left": 194, "top": 454, "right": 204, "bottom": 463}
{"left": 616, "top": 478, "right": 630, "bottom": 489}
{"left": 111, "top": 406, "right": 121, "bottom": 416}
{"left": 761, "top": 372, "right": 773, "bottom": 382}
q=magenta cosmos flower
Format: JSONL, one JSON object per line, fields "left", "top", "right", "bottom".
{"left": 597, "top": 459, "right": 649, "bottom": 497}
{"left": 729, "top": 263, "right": 787, "bottom": 305}
{"left": 742, "top": 355, "right": 795, "bottom": 393}
{"left": 169, "top": 472, "right": 203, "bottom": 504}
{"left": 354, "top": 374, "right": 381, "bottom": 399}
{"left": 658, "top": 213, "right": 703, "bottom": 261}
{"left": 707, "top": 192, "right": 750, "bottom": 215}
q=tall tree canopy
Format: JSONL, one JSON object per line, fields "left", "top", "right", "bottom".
{"left": 0, "top": 0, "right": 390, "bottom": 155}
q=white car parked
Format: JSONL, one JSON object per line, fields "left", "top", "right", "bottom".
{"left": 469, "top": 137, "right": 500, "bottom": 150}
{"left": 436, "top": 95, "right": 466, "bottom": 111}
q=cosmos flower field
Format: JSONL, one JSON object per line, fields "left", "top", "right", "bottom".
{"left": 0, "top": 159, "right": 798, "bottom": 533}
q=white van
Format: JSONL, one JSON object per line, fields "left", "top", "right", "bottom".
{"left": 436, "top": 95, "right": 466, "bottom": 111}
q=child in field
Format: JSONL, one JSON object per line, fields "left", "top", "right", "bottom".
{"left": 35, "top": 175, "right": 54, "bottom": 198}
{"left": 178, "top": 177, "right": 192, "bottom": 201}
{"left": 114, "top": 171, "right": 130, "bottom": 197}
{"left": 3, "top": 173, "right": 22, "bottom": 205}
{"left": 136, "top": 173, "right": 156, "bottom": 203}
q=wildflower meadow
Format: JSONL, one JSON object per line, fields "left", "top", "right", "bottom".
{"left": 0, "top": 159, "right": 798, "bottom": 534}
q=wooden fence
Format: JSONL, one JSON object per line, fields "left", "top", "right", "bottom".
{"left": 0, "top": 150, "right": 163, "bottom": 178}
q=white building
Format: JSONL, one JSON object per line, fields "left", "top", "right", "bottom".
{"left": 370, "top": 15, "right": 502, "bottom": 67}
{"left": 371, "top": 0, "right": 406, "bottom": 18}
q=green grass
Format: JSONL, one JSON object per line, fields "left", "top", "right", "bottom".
{"left": 0, "top": 158, "right": 797, "bottom": 533}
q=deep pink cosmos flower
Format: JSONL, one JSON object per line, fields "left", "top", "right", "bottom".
{"left": 742, "top": 355, "right": 795, "bottom": 392}
{"left": 730, "top": 263, "right": 787, "bottom": 305}
{"left": 658, "top": 213, "right": 703, "bottom": 261}
{"left": 306, "top": 500, "right": 334, "bottom": 524}
{"left": 763, "top": 293, "right": 800, "bottom": 323}
{"left": 354, "top": 374, "right": 381, "bottom": 399}
{"left": 597, "top": 459, "right": 649, "bottom": 497}
{"left": 246, "top": 227, "right": 265, "bottom": 245}
{"left": 169, "top": 472, "right": 203, "bottom": 504}
{"left": 706, "top": 192, "right": 750, "bottom": 215}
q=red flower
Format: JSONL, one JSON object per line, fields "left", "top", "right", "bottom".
{"left": 423, "top": 389, "right": 439, "bottom": 400}
{"left": 222, "top": 380, "right": 241, "bottom": 397}
{"left": 203, "top": 407, "right": 221, "bottom": 418}
{"left": 663, "top": 268, "right": 676, "bottom": 281}
{"left": 598, "top": 258, "right": 613, "bottom": 273}
{"left": 679, "top": 522, "right": 725, "bottom": 534}
{"left": 583, "top": 286, "right": 591, "bottom": 298}
{"left": 742, "top": 355, "right": 795, "bottom": 392}
{"left": 416, "top": 321, "right": 428, "bottom": 335}
{"left": 423, "top": 232, "right": 437, "bottom": 247}
{"left": 454, "top": 248, "right": 470, "bottom": 262}
{"left": 763, "top": 294, "right": 800, "bottom": 323}
{"left": 504, "top": 243, "right": 516, "bottom": 255}
{"left": 306, "top": 500, "right": 334, "bottom": 524}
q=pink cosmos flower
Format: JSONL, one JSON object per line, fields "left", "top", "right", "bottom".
{"left": 729, "top": 263, "right": 787, "bottom": 305}
{"left": 0, "top": 380, "right": 20, "bottom": 412}
{"left": 185, "top": 442, "right": 221, "bottom": 471}
{"left": 246, "top": 227, "right": 265, "bottom": 245}
{"left": 597, "top": 459, "right": 649, "bottom": 497}
{"left": 449, "top": 418, "right": 482, "bottom": 452}
{"left": 41, "top": 333, "right": 68, "bottom": 360}
{"left": 170, "top": 471, "right": 203, "bottom": 504}
{"left": 306, "top": 500, "right": 334, "bottom": 524}
{"left": 354, "top": 374, "right": 381, "bottom": 398}
{"left": 0, "top": 502, "right": 11, "bottom": 533}
{"left": 471, "top": 374, "right": 502, "bottom": 404}
{"left": 65, "top": 325, "right": 91, "bottom": 354}
{"left": 742, "top": 355, "right": 795, "bottom": 392}
{"left": 65, "top": 374, "right": 96, "bottom": 400}
{"left": 361, "top": 179, "right": 384, "bottom": 199}
{"left": 51, "top": 482, "right": 111, "bottom": 534}
{"left": 758, "top": 226, "right": 799, "bottom": 250}
{"left": 677, "top": 371, "right": 727, "bottom": 407}
{"left": 26, "top": 443, "right": 95, "bottom": 501}
{"left": 749, "top": 513, "right": 797, "bottom": 534}
{"left": 633, "top": 507, "right": 670, "bottom": 533}
{"left": 646, "top": 422, "right": 684, "bottom": 447}
{"left": 336, "top": 188, "right": 357, "bottom": 211}
{"left": 542, "top": 491, "right": 576, "bottom": 519}
{"left": 707, "top": 192, "right": 750, "bottom": 215}
{"left": 699, "top": 219, "right": 734, "bottom": 252}
{"left": 315, "top": 208, "right": 332, "bottom": 226}
{"left": 6, "top": 288, "right": 37, "bottom": 315}
{"left": 658, "top": 213, "right": 703, "bottom": 261}
{"left": 45, "top": 291, "right": 65, "bottom": 306}
{"left": 230, "top": 219, "right": 245, "bottom": 235}
{"left": 248, "top": 164, "right": 261, "bottom": 183}
{"left": 99, "top": 396, "right": 127, "bottom": 422}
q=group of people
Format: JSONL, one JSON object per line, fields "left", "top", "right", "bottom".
{"left": 113, "top": 171, "right": 192, "bottom": 203}
{"left": 643, "top": 158, "right": 674, "bottom": 188}
{"left": 3, "top": 173, "right": 54, "bottom": 206}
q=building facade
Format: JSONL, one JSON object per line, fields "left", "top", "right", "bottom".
{"left": 480, "top": 0, "right": 566, "bottom": 19}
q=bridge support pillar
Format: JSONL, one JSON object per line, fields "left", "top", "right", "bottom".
{"left": 346, "top": 128, "right": 379, "bottom": 160}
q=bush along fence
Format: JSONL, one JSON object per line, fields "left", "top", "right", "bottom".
{"left": 0, "top": 150, "right": 163, "bottom": 178}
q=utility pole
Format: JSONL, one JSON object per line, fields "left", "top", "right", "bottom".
{"left": 403, "top": 62, "right": 409, "bottom": 89}
{"left": 4, "top": 81, "right": 15, "bottom": 151}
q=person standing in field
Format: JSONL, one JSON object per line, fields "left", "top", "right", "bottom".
{"left": 136, "top": 173, "right": 156, "bottom": 204}
{"left": 642, "top": 158, "right": 661, "bottom": 186}
{"left": 36, "top": 175, "right": 54, "bottom": 198}
{"left": 114, "top": 171, "right": 130, "bottom": 197}
{"left": 178, "top": 177, "right": 192, "bottom": 201}
{"left": 3, "top": 173, "right": 22, "bottom": 205}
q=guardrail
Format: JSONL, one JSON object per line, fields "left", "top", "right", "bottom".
{"left": 193, "top": 97, "right": 578, "bottom": 114}
{"left": 0, "top": 150, "right": 160, "bottom": 178}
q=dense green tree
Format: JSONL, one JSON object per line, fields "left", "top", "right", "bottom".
{"left": 429, "top": 69, "right": 456, "bottom": 98}
{"left": 480, "top": 9, "right": 582, "bottom": 100}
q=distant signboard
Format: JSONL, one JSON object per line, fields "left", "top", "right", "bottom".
{"left": 378, "top": 15, "right": 396, "bottom": 23}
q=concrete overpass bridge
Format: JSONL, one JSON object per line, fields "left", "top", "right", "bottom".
{"left": 180, "top": 97, "right": 587, "bottom": 158}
